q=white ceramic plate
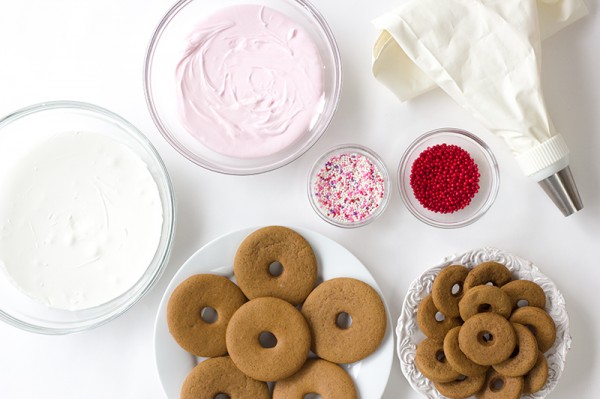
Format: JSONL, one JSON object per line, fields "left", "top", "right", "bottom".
{"left": 397, "top": 247, "right": 571, "bottom": 399}
{"left": 154, "top": 226, "right": 394, "bottom": 398}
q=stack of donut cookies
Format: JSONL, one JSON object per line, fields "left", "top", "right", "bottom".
{"left": 166, "top": 226, "right": 387, "bottom": 399}
{"left": 415, "top": 261, "right": 556, "bottom": 399}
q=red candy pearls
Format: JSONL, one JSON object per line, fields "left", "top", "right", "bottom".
{"left": 409, "top": 144, "right": 480, "bottom": 213}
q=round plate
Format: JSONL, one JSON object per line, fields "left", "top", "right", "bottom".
{"left": 154, "top": 226, "right": 394, "bottom": 398}
{"left": 396, "top": 247, "right": 570, "bottom": 398}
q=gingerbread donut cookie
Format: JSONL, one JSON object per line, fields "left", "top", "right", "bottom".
{"left": 501, "top": 280, "right": 546, "bottom": 311}
{"left": 301, "top": 277, "right": 387, "bottom": 364}
{"left": 226, "top": 297, "right": 310, "bottom": 381}
{"left": 432, "top": 265, "right": 470, "bottom": 318}
{"left": 458, "top": 313, "right": 516, "bottom": 366}
{"left": 458, "top": 285, "right": 512, "bottom": 321}
{"left": 476, "top": 369, "right": 524, "bottom": 399}
{"left": 523, "top": 351, "right": 549, "bottom": 394}
{"left": 181, "top": 356, "right": 269, "bottom": 399}
{"left": 434, "top": 373, "right": 486, "bottom": 399}
{"left": 443, "top": 327, "right": 488, "bottom": 377}
{"left": 167, "top": 274, "right": 246, "bottom": 357}
{"left": 493, "top": 323, "right": 538, "bottom": 377}
{"left": 415, "top": 338, "right": 461, "bottom": 383}
{"left": 234, "top": 226, "right": 318, "bottom": 305}
{"left": 509, "top": 306, "right": 556, "bottom": 353}
{"left": 417, "top": 294, "right": 462, "bottom": 341}
{"left": 463, "top": 261, "right": 512, "bottom": 291}
{"left": 272, "top": 359, "right": 357, "bottom": 399}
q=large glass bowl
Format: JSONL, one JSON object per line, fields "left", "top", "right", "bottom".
{"left": 144, "top": 0, "right": 342, "bottom": 175}
{"left": 0, "top": 101, "right": 175, "bottom": 334}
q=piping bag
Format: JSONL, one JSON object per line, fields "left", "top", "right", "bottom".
{"left": 372, "top": 0, "right": 588, "bottom": 216}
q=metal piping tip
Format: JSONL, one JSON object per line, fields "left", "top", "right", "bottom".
{"left": 538, "top": 166, "right": 583, "bottom": 217}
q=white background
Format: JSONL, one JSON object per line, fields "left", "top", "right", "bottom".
{"left": 0, "top": 0, "right": 599, "bottom": 398}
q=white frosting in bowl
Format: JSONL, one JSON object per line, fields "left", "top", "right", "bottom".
{"left": 0, "top": 131, "right": 163, "bottom": 310}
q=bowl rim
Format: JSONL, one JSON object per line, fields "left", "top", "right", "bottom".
{"left": 143, "top": 0, "right": 343, "bottom": 175}
{"left": 0, "top": 100, "right": 176, "bottom": 334}
{"left": 397, "top": 127, "right": 500, "bottom": 229}
{"left": 307, "top": 143, "right": 391, "bottom": 228}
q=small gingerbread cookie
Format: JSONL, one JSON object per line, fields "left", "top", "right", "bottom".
{"left": 167, "top": 274, "right": 246, "bottom": 357}
{"left": 272, "top": 359, "right": 357, "bottom": 399}
{"left": 234, "top": 226, "right": 318, "bottom": 305}
{"left": 417, "top": 294, "right": 462, "bottom": 342}
{"left": 443, "top": 327, "right": 488, "bottom": 377}
{"left": 523, "top": 351, "right": 549, "bottom": 394}
{"left": 501, "top": 280, "right": 546, "bottom": 311}
{"left": 463, "top": 261, "right": 512, "bottom": 291}
{"left": 458, "top": 313, "right": 516, "bottom": 366}
{"left": 415, "top": 337, "right": 461, "bottom": 383}
{"left": 458, "top": 285, "right": 512, "bottom": 321}
{"left": 226, "top": 297, "right": 311, "bottom": 381}
{"left": 432, "top": 265, "right": 470, "bottom": 318}
{"left": 476, "top": 369, "right": 524, "bottom": 399}
{"left": 181, "top": 356, "right": 269, "bottom": 399}
{"left": 493, "top": 323, "right": 538, "bottom": 377}
{"left": 509, "top": 306, "right": 556, "bottom": 353}
{"left": 301, "top": 277, "right": 387, "bottom": 364}
{"left": 434, "top": 373, "right": 486, "bottom": 399}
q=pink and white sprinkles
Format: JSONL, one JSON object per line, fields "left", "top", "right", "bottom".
{"left": 313, "top": 152, "right": 386, "bottom": 224}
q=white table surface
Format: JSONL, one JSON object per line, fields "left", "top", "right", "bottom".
{"left": 0, "top": 0, "right": 598, "bottom": 398}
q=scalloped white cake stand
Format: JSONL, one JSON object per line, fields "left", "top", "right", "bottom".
{"left": 396, "top": 247, "right": 571, "bottom": 399}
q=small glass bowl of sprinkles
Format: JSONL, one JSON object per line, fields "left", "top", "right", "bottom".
{"left": 308, "top": 144, "right": 390, "bottom": 228}
{"left": 398, "top": 128, "right": 500, "bottom": 228}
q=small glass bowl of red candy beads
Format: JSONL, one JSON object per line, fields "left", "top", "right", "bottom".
{"left": 398, "top": 128, "right": 499, "bottom": 228}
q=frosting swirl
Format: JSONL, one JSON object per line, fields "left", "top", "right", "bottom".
{"left": 176, "top": 5, "right": 324, "bottom": 158}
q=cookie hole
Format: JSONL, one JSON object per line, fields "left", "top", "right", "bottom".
{"left": 490, "top": 377, "right": 505, "bottom": 392}
{"left": 435, "top": 350, "right": 447, "bottom": 363}
{"left": 268, "top": 261, "right": 284, "bottom": 277}
{"left": 525, "top": 324, "right": 538, "bottom": 336}
{"left": 517, "top": 299, "right": 529, "bottom": 308}
{"left": 485, "top": 281, "right": 495, "bottom": 286}
{"left": 478, "top": 331, "right": 494, "bottom": 346}
{"left": 335, "top": 312, "right": 353, "bottom": 329}
{"left": 451, "top": 283, "right": 463, "bottom": 297}
{"left": 304, "top": 394, "right": 323, "bottom": 399}
{"left": 456, "top": 375, "right": 467, "bottom": 382}
{"left": 200, "top": 307, "right": 218, "bottom": 324}
{"left": 477, "top": 303, "right": 492, "bottom": 313}
{"left": 435, "top": 312, "right": 445, "bottom": 322}
{"left": 510, "top": 345, "right": 520, "bottom": 358}
{"left": 259, "top": 331, "right": 277, "bottom": 348}
{"left": 214, "top": 394, "right": 231, "bottom": 399}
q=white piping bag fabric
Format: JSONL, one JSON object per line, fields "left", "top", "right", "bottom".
{"left": 372, "top": 0, "right": 588, "bottom": 180}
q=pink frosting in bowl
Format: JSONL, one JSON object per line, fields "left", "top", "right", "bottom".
{"left": 145, "top": 0, "right": 341, "bottom": 174}
{"left": 176, "top": 5, "right": 324, "bottom": 158}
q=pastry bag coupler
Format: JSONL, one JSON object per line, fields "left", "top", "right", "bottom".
{"left": 373, "top": 0, "right": 588, "bottom": 216}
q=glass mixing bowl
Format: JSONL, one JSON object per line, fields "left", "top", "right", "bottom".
{"left": 144, "top": 0, "right": 342, "bottom": 174}
{"left": 0, "top": 101, "right": 175, "bottom": 334}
